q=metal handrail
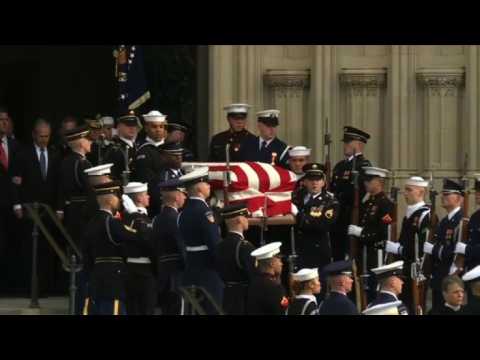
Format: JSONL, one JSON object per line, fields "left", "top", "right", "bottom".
{"left": 179, "top": 286, "right": 225, "bottom": 315}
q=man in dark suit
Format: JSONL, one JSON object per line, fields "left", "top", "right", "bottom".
{"left": 237, "top": 109, "right": 290, "bottom": 169}
{"left": 0, "top": 108, "right": 22, "bottom": 293}
{"left": 11, "top": 119, "right": 62, "bottom": 296}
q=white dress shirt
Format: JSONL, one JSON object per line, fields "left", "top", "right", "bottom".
{"left": 35, "top": 144, "right": 48, "bottom": 173}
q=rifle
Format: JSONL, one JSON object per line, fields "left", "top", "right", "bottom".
{"left": 324, "top": 117, "right": 332, "bottom": 190}
{"left": 288, "top": 226, "right": 298, "bottom": 275}
{"left": 352, "top": 260, "right": 363, "bottom": 313}
{"left": 260, "top": 194, "right": 268, "bottom": 247}
{"left": 121, "top": 144, "right": 130, "bottom": 186}
{"left": 349, "top": 150, "right": 367, "bottom": 310}
{"left": 411, "top": 233, "right": 426, "bottom": 315}
{"left": 452, "top": 154, "right": 470, "bottom": 275}
{"left": 385, "top": 172, "right": 399, "bottom": 264}
{"left": 421, "top": 172, "right": 439, "bottom": 278}
{"left": 223, "top": 143, "right": 231, "bottom": 206}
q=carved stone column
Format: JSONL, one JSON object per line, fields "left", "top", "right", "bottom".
{"left": 263, "top": 69, "right": 310, "bottom": 146}
{"left": 339, "top": 68, "right": 387, "bottom": 166}
{"left": 416, "top": 68, "right": 465, "bottom": 177}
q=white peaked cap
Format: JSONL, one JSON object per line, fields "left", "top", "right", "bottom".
{"left": 292, "top": 268, "right": 319, "bottom": 282}
{"left": 143, "top": 110, "right": 167, "bottom": 123}
{"left": 251, "top": 242, "right": 282, "bottom": 260}
{"left": 123, "top": 182, "right": 148, "bottom": 194}
{"left": 405, "top": 176, "right": 429, "bottom": 188}
{"left": 256, "top": 109, "right": 280, "bottom": 118}
{"left": 288, "top": 146, "right": 311, "bottom": 158}
{"left": 99, "top": 116, "right": 114, "bottom": 126}
{"left": 462, "top": 265, "right": 480, "bottom": 282}
{"left": 362, "top": 301, "right": 402, "bottom": 315}
{"left": 362, "top": 166, "right": 390, "bottom": 178}
{"left": 84, "top": 163, "right": 114, "bottom": 176}
{"left": 224, "top": 104, "right": 251, "bottom": 114}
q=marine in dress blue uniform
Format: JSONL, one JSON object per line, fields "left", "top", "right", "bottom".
{"left": 237, "top": 110, "right": 290, "bottom": 169}
{"left": 424, "top": 179, "right": 464, "bottom": 310}
{"left": 367, "top": 261, "right": 408, "bottom": 315}
{"left": 177, "top": 167, "right": 224, "bottom": 314}
{"left": 318, "top": 260, "right": 358, "bottom": 315}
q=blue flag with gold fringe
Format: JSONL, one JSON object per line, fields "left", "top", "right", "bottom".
{"left": 113, "top": 45, "right": 150, "bottom": 114}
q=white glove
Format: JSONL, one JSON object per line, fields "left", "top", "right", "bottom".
{"left": 423, "top": 242, "right": 434, "bottom": 255}
{"left": 348, "top": 225, "right": 363, "bottom": 237}
{"left": 122, "top": 195, "right": 138, "bottom": 214}
{"left": 449, "top": 263, "right": 459, "bottom": 275}
{"left": 291, "top": 204, "right": 299, "bottom": 216}
{"left": 386, "top": 240, "right": 401, "bottom": 255}
{"left": 454, "top": 242, "right": 467, "bottom": 255}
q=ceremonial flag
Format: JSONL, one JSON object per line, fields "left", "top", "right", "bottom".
{"left": 183, "top": 162, "right": 296, "bottom": 217}
{"left": 113, "top": 45, "right": 151, "bottom": 114}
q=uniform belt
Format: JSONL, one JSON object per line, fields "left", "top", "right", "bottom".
{"left": 186, "top": 245, "right": 209, "bottom": 252}
{"left": 70, "top": 196, "right": 87, "bottom": 203}
{"left": 94, "top": 257, "right": 124, "bottom": 264}
{"left": 158, "top": 254, "right": 181, "bottom": 262}
{"left": 126, "top": 257, "right": 152, "bottom": 264}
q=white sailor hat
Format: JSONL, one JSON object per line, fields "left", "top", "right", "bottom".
{"left": 462, "top": 265, "right": 480, "bottom": 282}
{"left": 362, "top": 301, "right": 402, "bottom": 315}
{"left": 405, "top": 176, "right": 429, "bottom": 188}
{"left": 123, "top": 182, "right": 148, "bottom": 194}
{"left": 224, "top": 103, "right": 251, "bottom": 116}
{"left": 292, "top": 268, "right": 319, "bottom": 282}
{"left": 288, "top": 146, "right": 311, "bottom": 158}
{"left": 250, "top": 242, "right": 282, "bottom": 260}
{"left": 362, "top": 166, "right": 390, "bottom": 179}
{"left": 99, "top": 116, "right": 114, "bottom": 126}
{"left": 371, "top": 261, "right": 404, "bottom": 280}
{"left": 143, "top": 110, "right": 167, "bottom": 123}
{"left": 84, "top": 163, "right": 114, "bottom": 176}
{"left": 179, "top": 166, "right": 210, "bottom": 186}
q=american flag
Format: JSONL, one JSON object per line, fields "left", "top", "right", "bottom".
{"left": 183, "top": 162, "right": 296, "bottom": 217}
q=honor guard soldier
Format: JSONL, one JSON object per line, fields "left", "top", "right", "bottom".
{"left": 294, "top": 163, "right": 339, "bottom": 273}
{"left": 152, "top": 179, "right": 187, "bottom": 315}
{"left": 158, "top": 142, "right": 185, "bottom": 181}
{"left": 83, "top": 181, "right": 150, "bottom": 315}
{"left": 286, "top": 268, "right": 321, "bottom": 315}
{"left": 215, "top": 203, "right": 257, "bottom": 315}
{"left": 100, "top": 116, "right": 115, "bottom": 143}
{"left": 453, "top": 175, "right": 480, "bottom": 273}
{"left": 347, "top": 166, "right": 394, "bottom": 302}
{"left": 238, "top": 110, "right": 290, "bottom": 169}
{"left": 178, "top": 167, "right": 224, "bottom": 314}
{"left": 86, "top": 117, "right": 105, "bottom": 166}
{"left": 368, "top": 261, "right": 408, "bottom": 315}
{"left": 385, "top": 176, "right": 430, "bottom": 313}
{"left": 423, "top": 179, "right": 464, "bottom": 309}
{"left": 330, "top": 126, "right": 372, "bottom": 261}
{"left": 133, "top": 111, "right": 168, "bottom": 216}
{"left": 104, "top": 112, "right": 141, "bottom": 184}
{"left": 121, "top": 182, "right": 156, "bottom": 315}
{"left": 166, "top": 122, "right": 195, "bottom": 161}
{"left": 461, "top": 265, "right": 480, "bottom": 315}
{"left": 289, "top": 146, "right": 311, "bottom": 205}
{"left": 246, "top": 242, "right": 289, "bottom": 315}
{"left": 208, "top": 104, "right": 256, "bottom": 162}
{"left": 319, "top": 260, "right": 358, "bottom": 315}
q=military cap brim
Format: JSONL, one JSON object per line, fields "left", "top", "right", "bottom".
{"left": 220, "top": 203, "right": 250, "bottom": 219}
{"left": 93, "top": 180, "right": 122, "bottom": 196}
{"left": 342, "top": 126, "right": 370, "bottom": 144}
{"left": 64, "top": 125, "right": 91, "bottom": 142}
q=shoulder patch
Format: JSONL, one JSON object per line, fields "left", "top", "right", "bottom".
{"left": 325, "top": 209, "right": 334, "bottom": 219}
{"left": 382, "top": 214, "right": 393, "bottom": 224}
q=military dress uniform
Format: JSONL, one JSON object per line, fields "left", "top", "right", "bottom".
{"left": 367, "top": 261, "right": 409, "bottom": 315}
{"left": 428, "top": 180, "right": 465, "bottom": 310}
{"left": 330, "top": 126, "right": 372, "bottom": 261}
{"left": 208, "top": 104, "right": 256, "bottom": 162}
{"left": 237, "top": 110, "right": 290, "bottom": 169}
{"left": 83, "top": 182, "right": 149, "bottom": 315}
{"left": 461, "top": 266, "right": 480, "bottom": 315}
{"left": 166, "top": 122, "right": 195, "bottom": 161}
{"left": 286, "top": 268, "right": 321, "bottom": 315}
{"left": 152, "top": 179, "right": 186, "bottom": 315}
{"left": 318, "top": 260, "right": 358, "bottom": 315}
{"left": 178, "top": 167, "right": 224, "bottom": 314}
{"left": 215, "top": 204, "right": 257, "bottom": 315}
{"left": 122, "top": 183, "right": 156, "bottom": 315}
{"left": 460, "top": 177, "right": 480, "bottom": 272}
{"left": 246, "top": 242, "right": 289, "bottom": 315}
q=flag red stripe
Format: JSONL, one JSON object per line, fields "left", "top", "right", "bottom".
{"left": 247, "top": 162, "right": 270, "bottom": 193}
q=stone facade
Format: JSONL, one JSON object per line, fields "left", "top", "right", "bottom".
{"left": 208, "top": 45, "right": 480, "bottom": 219}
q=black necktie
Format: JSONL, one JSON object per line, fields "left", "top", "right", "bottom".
{"left": 260, "top": 140, "right": 267, "bottom": 152}
{"left": 40, "top": 148, "right": 47, "bottom": 180}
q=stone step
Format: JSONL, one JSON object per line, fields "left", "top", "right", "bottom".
{"left": 0, "top": 297, "right": 69, "bottom": 315}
